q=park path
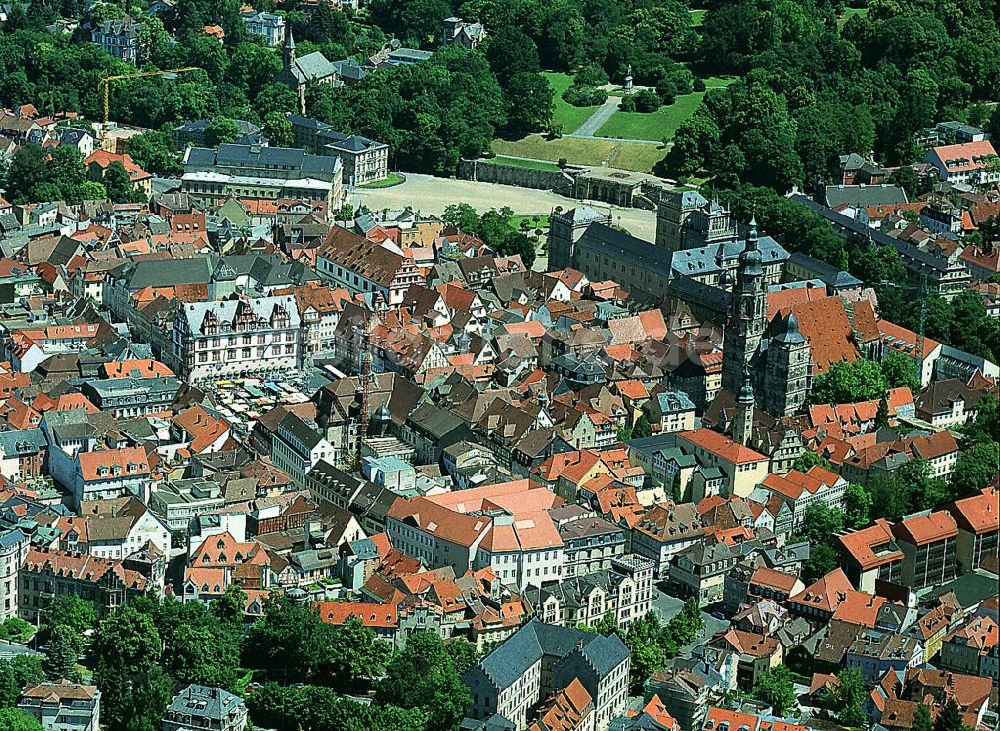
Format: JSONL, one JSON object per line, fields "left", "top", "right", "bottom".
{"left": 565, "top": 95, "right": 664, "bottom": 145}
{"left": 570, "top": 96, "right": 622, "bottom": 137}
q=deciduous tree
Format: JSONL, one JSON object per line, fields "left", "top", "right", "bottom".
{"left": 0, "top": 708, "right": 42, "bottom": 731}
{"left": 376, "top": 631, "right": 470, "bottom": 731}
{"left": 809, "top": 359, "right": 888, "bottom": 404}
{"left": 262, "top": 111, "right": 294, "bottom": 148}
{"left": 950, "top": 442, "right": 999, "bottom": 498}
{"left": 753, "top": 667, "right": 797, "bottom": 716}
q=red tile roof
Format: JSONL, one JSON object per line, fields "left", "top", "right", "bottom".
{"left": 929, "top": 140, "right": 998, "bottom": 172}
{"left": 838, "top": 519, "right": 904, "bottom": 571}
{"left": 77, "top": 447, "right": 150, "bottom": 482}
{"left": 84, "top": 150, "right": 151, "bottom": 182}
{"left": 789, "top": 568, "right": 855, "bottom": 614}
{"left": 831, "top": 591, "right": 887, "bottom": 628}
{"left": 529, "top": 678, "right": 593, "bottom": 731}
{"left": 624, "top": 694, "right": 677, "bottom": 731}
{"left": 704, "top": 707, "right": 807, "bottom": 731}
{"left": 781, "top": 297, "right": 862, "bottom": 375}
{"left": 893, "top": 510, "right": 958, "bottom": 546}
{"left": 880, "top": 320, "right": 941, "bottom": 361}
{"left": 315, "top": 601, "right": 398, "bottom": 628}
{"left": 716, "top": 628, "right": 781, "bottom": 658}
{"left": 101, "top": 359, "right": 175, "bottom": 379}
{"left": 749, "top": 567, "right": 800, "bottom": 594}
{"left": 766, "top": 286, "right": 829, "bottom": 320}
{"left": 678, "top": 429, "right": 768, "bottom": 465}
{"left": 22, "top": 547, "right": 148, "bottom": 590}
{"left": 949, "top": 487, "right": 999, "bottom": 535}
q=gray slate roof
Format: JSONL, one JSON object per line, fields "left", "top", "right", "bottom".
{"left": 824, "top": 184, "right": 908, "bottom": 209}
{"left": 111, "top": 256, "right": 215, "bottom": 289}
{"left": 467, "top": 618, "right": 628, "bottom": 690}
{"left": 294, "top": 51, "right": 339, "bottom": 82}
{"left": 789, "top": 193, "right": 953, "bottom": 274}
{"left": 787, "top": 251, "right": 862, "bottom": 289}
{"left": 166, "top": 684, "right": 244, "bottom": 721}
{"left": 0, "top": 429, "right": 45, "bottom": 456}
{"left": 185, "top": 143, "right": 339, "bottom": 176}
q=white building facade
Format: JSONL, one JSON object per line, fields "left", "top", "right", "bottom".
{"left": 171, "top": 296, "right": 301, "bottom": 381}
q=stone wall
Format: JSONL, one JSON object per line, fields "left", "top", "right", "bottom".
{"left": 459, "top": 158, "right": 577, "bottom": 193}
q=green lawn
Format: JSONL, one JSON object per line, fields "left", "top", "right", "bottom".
{"left": 360, "top": 171, "right": 405, "bottom": 188}
{"left": 837, "top": 5, "right": 869, "bottom": 28}
{"left": 598, "top": 92, "right": 706, "bottom": 142}
{"left": 543, "top": 71, "right": 599, "bottom": 134}
{"left": 492, "top": 134, "right": 666, "bottom": 173}
{"left": 597, "top": 77, "right": 735, "bottom": 143}
{"left": 510, "top": 214, "right": 550, "bottom": 233}
{"left": 492, "top": 155, "right": 562, "bottom": 172}
{"left": 702, "top": 75, "right": 735, "bottom": 90}
{"left": 689, "top": 8, "right": 707, "bottom": 27}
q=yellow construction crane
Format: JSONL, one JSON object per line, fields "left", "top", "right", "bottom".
{"left": 97, "top": 67, "right": 200, "bottom": 135}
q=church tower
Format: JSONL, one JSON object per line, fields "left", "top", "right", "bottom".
{"left": 763, "top": 311, "right": 812, "bottom": 416}
{"left": 733, "top": 365, "right": 755, "bottom": 446}
{"left": 722, "top": 217, "right": 767, "bottom": 395}
{"left": 282, "top": 29, "right": 306, "bottom": 114}
{"left": 284, "top": 26, "right": 297, "bottom": 68}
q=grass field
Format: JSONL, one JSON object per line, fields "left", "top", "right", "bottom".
{"left": 360, "top": 171, "right": 405, "bottom": 188}
{"left": 837, "top": 5, "right": 869, "bottom": 27}
{"left": 510, "top": 214, "right": 550, "bottom": 233}
{"left": 492, "top": 155, "right": 562, "bottom": 172}
{"left": 597, "top": 76, "right": 735, "bottom": 142}
{"left": 492, "top": 135, "right": 666, "bottom": 173}
{"left": 543, "top": 71, "right": 598, "bottom": 133}
{"left": 598, "top": 92, "right": 705, "bottom": 142}
{"left": 689, "top": 8, "right": 707, "bottom": 27}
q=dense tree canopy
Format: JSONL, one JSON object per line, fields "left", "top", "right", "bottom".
{"left": 247, "top": 683, "right": 424, "bottom": 731}
{"left": 667, "top": 0, "right": 1000, "bottom": 191}
{"left": 0, "top": 656, "right": 44, "bottom": 709}
{"left": 376, "top": 631, "right": 471, "bottom": 731}
{"left": 809, "top": 359, "right": 889, "bottom": 405}
{"left": 443, "top": 203, "right": 538, "bottom": 267}
{"left": 0, "top": 708, "right": 43, "bottom": 731}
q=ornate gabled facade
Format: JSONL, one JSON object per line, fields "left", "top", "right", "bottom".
{"left": 524, "top": 554, "right": 654, "bottom": 629}
{"left": 171, "top": 295, "right": 301, "bottom": 381}
{"left": 656, "top": 190, "right": 739, "bottom": 252}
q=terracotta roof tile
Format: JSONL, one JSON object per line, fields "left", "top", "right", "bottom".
{"left": 893, "top": 510, "right": 958, "bottom": 546}
{"left": 950, "top": 487, "right": 1000, "bottom": 535}
{"left": 678, "top": 428, "right": 768, "bottom": 465}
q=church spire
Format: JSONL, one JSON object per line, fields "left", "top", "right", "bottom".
{"left": 722, "top": 215, "right": 768, "bottom": 395}
{"left": 284, "top": 27, "right": 296, "bottom": 68}
{"left": 733, "top": 365, "right": 755, "bottom": 446}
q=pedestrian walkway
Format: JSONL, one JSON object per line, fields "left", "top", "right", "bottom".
{"left": 571, "top": 96, "right": 622, "bottom": 137}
